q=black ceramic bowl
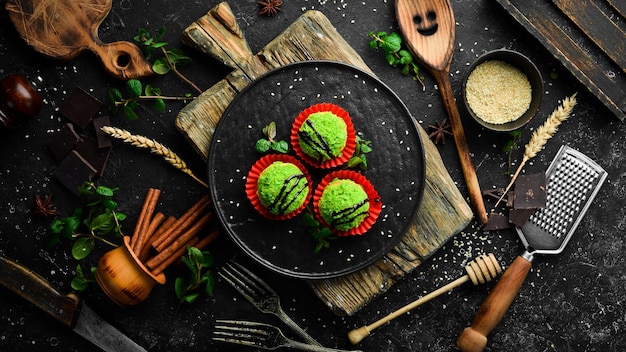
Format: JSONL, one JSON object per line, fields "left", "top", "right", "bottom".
{"left": 462, "top": 49, "right": 543, "bottom": 132}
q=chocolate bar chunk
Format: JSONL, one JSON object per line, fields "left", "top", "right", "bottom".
{"left": 92, "top": 115, "right": 112, "bottom": 149}
{"left": 53, "top": 150, "right": 97, "bottom": 194}
{"left": 513, "top": 173, "right": 547, "bottom": 209}
{"left": 46, "top": 123, "right": 81, "bottom": 161}
{"left": 74, "top": 137, "right": 112, "bottom": 177}
{"left": 508, "top": 208, "right": 536, "bottom": 227}
{"left": 59, "top": 87, "right": 102, "bottom": 129}
{"left": 483, "top": 213, "right": 513, "bottom": 231}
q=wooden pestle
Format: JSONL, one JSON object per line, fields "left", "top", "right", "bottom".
{"left": 348, "top": 253, "right": 502, "bottom": 345}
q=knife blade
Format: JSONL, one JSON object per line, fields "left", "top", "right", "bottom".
{"left": 0, "top": 255, "right": 147, "bottom": 352}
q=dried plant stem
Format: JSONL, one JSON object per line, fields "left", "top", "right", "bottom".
{"left": 495, "top": 93, "right": 578, "bottom": 207}
{"left": 101, "top": 126, "right": 208, "bottom": 188}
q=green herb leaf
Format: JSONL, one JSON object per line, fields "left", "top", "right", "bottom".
{"left": 96, "top": 186, "right": 115, "bottom": 197}
{"left": 255, "top": 139, "right": 271, "bottom": 153}
{"left": 126, "top": 79, "right": 143, "bottom": 97}
{"left": 174, "top": 247, "right": 214, "bottom": 306}
{"left": 152, "top": 98, "right": 165, "bottom": 112}
{"left": 89, "top": 212, "right": 116, "bottom": 235}
{"left": 271, "top": 140, "right": 289, "bottom": 154}
{"left": 263, "top": 121, "right": 277, "bottom": 141}
{"left": 152, "top": 58, "right": 171, "bottom": 75}
{"left": 71, "top": 264, "right": 94, "bottom": 291}
{"left": 72, "top": 237, "right": 95, "bottom": 260}
{"left": 381, "top": 32, "right": 402, "bottom": 53}
{"left": 182, "top": 292, "right": 199, "bottom": 304}
{"left": 122, "top": 106, "right": 138, "bottom": 121}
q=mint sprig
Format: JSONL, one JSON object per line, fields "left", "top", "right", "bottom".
{"left": 368, "top": 31, "right": 425, "bottom": 90}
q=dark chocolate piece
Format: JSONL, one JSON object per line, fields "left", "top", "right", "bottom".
{"left": 513, "top": 173, "right": 547, "bottom": 209}
{"left": 482, "top": 188, "right": 505, "bottom": 201}
{"left": 508, "top": 208, "right": 536, "bottom": 227}
{"left": 92, "top": 115, "right": 112, "bottom": 149}
{"left": 506, "top": 191, "right": 515, "bottom": 208}
{"left": 483, "top": 213, "right": 513, "bottom": 231}
{"left": 46, "top": 123, "right": 81, "bottom": 161}
{"left": 53, "top": 150, "right": 97, "bottom": 194}
{"left": 59, "top": 87, "right": 102, "bottom": 129}
{"left": 74, "top": 137, "right": 111, "bottom": 176}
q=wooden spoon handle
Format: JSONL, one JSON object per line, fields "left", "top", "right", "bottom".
{"left": 432, "top": 70, "right": 488, "bottom": 224}
{"left": 456, "top": 255, "right": 532, "bottom": 352}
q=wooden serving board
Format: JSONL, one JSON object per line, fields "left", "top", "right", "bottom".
{"left": 175, "top": 2, "right": 473, "bottom": 315}
{"left": 495, "top": 0, "right": 626, "bottom": 121}
{"left": 5, "top": 0, "right": 153, "bottom": 79}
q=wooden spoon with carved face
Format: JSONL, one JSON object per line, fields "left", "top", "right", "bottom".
{"left": 5, "top": 0, "right": 153, "bottom": 80}
{"left": 396, "top": 0, "right": 487, "bottom": 224}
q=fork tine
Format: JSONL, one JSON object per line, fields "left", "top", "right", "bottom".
{"left": 230, "top": 261, "right": 275, "bottom": 295}
{"left": 218, "top": 264, "right": 258, "bottom": 303}
{"left": 213, "top": 320, "right": 274, "bottom": 349}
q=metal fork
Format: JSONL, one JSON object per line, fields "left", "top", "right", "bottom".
{"left": 218, "top": 261, "right": 322, "bottom": 346}
{"left": 213, "top": 320, "right": 362, "bottom": 352}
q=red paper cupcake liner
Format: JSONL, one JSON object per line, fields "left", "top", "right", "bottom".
{"left": 246, "top": 154, "right": 313, "bottom": 221}
{"left": 290, "top": 103, "right": 357, "bottom": 169}
{"left": 313, "top": 170, "right": 382, "bottom": 237}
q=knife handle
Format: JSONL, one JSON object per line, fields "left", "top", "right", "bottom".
{"left": 456, "top": 255, "right": 532, "bottom": 352}
{"left": 0, "top": 255, "right": 80, "bottom": 328}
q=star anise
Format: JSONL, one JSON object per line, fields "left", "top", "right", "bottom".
{"left": 428, "top": 118, "right": 453, "bottom": 145}
{"left": 32, "top": 194, "right": 60, "bottom": 218}
{"left": 258, "top": 0, "right": 282, "bottom": 16}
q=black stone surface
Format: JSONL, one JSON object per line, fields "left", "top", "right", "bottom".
{"left": 1, "top": 1, "right": 625, "bottom": 351}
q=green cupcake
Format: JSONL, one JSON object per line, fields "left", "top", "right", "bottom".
{"left": 298, "top": 111, "right": 348, "bottom": 162}
{"left": 257, "top": 161, "right": 310, "bottom": 216}
{"left": 317, "top": 178, "right": 370, "bottom": 231}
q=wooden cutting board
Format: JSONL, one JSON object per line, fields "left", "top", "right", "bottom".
{"left": 5, "top": 0, "right": 153, "bottom": 80}
{"left": 176, "top": 2, "right": 473, "bottom": 316}
{"left": 495, "top": 0, "right": 626, "bottom": 121}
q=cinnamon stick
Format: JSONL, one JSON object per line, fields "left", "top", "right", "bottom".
{"left": 151, "top": 237, "right": 200, "bottom": 275}
{"left": 139, "top": 215, "right": 177, "bottom": 261}
{"left": 146, "top": 212, "right": 213, "bottom": 269}
{"left": 137, "top": 212, "right": 165, "bottom": 262}
{"left": 153, "top": 229, "right": 221, "bottom": 275}
{"left": 194, "top": 228, "right": 221, "bottom": 250}
{"left": 151, "top": 194, "right": 211, "bottom": 251}
{"left": 130, "top": 188, "right": 161, "bottom": 252}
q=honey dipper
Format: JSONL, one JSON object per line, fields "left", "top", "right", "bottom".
{"left": 348, "top": 253, "right": 502, "bottom": 345}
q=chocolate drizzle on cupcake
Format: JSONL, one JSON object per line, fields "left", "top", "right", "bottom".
{"left": 269, "top": 173, "right": 308, "bottom": 214}
{"left": 291, "top": 103, "right": 357, "bottom": 169}
{"left": 329, "top": 198, "right": 369, "bottom": 228}
{"left": 298, "top": 119, "right": 333, "bottom": 162}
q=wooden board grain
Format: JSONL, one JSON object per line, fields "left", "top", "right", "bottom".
{"left": 495, "top": 0, "right": 626, "bottom": 121}
{"left": 5, "top": 0, "right": 153, "bottom": 79}
{"left": 176, "top": 2, "right": 473, "bottom": 315}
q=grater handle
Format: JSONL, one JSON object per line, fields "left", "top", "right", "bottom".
{"left": 456, "top": 254, "right": 532, "bottom": 352}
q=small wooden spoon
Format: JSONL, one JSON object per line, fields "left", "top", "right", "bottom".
{"left": 396, "top": 0, "right": 488, "bottom": 224}
{"left": 5, "top": 0, "right": 153, "bottom": 80}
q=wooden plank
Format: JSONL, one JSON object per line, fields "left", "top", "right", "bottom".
{"left": 495, "top": 0, "right": 626, "bottom": 121}
{"left": 552, "top": 0, "right": 626, "bottom": 74}
{"left": 176, "top": 2, "right": 473, "bottom": 316}
{"left": 607, "top": 0, "right": 626, "bottom": 19}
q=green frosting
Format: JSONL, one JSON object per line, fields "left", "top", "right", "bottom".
{"left": 298, "top": 111, "right": 347, "bottom": 162}
{"left": 318, "top": 178, "right": 369, "bottom": 231}
{"left": 257, "top": 161, "right": 309, "bottom": 215}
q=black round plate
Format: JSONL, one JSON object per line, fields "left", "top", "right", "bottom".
{"left": 208, "top": 61, "right": 425, "bottom": 279}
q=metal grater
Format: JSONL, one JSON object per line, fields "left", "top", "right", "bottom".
{"left": 516, "top": 145, "right": 608, "bottom": 255}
